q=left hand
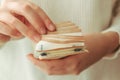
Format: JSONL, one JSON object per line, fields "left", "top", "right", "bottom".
{"left": 27, "top": 32, "right": 119, "bottom": 75}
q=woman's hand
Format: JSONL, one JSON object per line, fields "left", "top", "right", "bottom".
{"left": 27, "top": 32, "right": 119, "bottom": 75}
{"left": 0, "top": 33, "right": 10, "bottom": 46}
{"left": 0, "top": 0, "right": 55, "bottom": 43}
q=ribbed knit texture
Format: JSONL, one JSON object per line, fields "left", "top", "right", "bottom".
{"left": 0, "top": 0, "right": 120, "bottom": 80}
{"left": 31, "top": 0, "right": 116, "bottom": 33}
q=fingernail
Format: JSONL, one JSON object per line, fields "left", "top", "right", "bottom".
{"left": 33, "top": 35, "right": 41, "bottom": 42}
{"left": 49, "top": 24, "right": 56, "bottom": 31}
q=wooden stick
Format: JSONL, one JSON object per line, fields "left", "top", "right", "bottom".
{"left": 55, "top": 21, "right": 74, "bottom": 27}
{"left": 42, "top": 35, "right": 84, "bottom": 44}
{"left": 37, "top": 46, "right": 84, "bottom": 52}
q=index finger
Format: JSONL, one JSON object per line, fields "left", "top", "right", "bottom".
{"left": 28, "top": 1, "right": 56, "bottom": 31}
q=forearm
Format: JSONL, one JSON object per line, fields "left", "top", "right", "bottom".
{"left": 103, "top": 31, "right": 119, "bottom": 54}
{"left": 84, "top": 32, "right": 119, "bottom": 59}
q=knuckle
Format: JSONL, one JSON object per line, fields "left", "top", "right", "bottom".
{"left": 27, "top": 29, "right": 37, "bottom": 37}
{"left": 28, "top": 1, "right": 41, "bottom": 10}
{"left": 10, "top": 29, "right": 18, "bottom": 35}
{"left": 0, "top": 12, "right": 10, "bottom": 20}
{"left": 9, "top": 18, "right": 17, "bottom": 25}
{"left": 21, "top": 3, "right": 31, "bottom": 11}
{"left": 34, "top": 6, "right": 41, "bottom": 11}
{"left": 45, "top": 18, "right": 51, "bottom": 24}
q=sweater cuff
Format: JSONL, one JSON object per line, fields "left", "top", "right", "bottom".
{"left": 102, "top": 27, "right": 120, "bottom": 60}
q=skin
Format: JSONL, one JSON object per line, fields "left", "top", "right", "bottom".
{"left": 0, "top": 0, "right": 119, "bottom": 75}
{"left": 0, "top": 0, "right": 56, "bottom": 43}
{"left": 27, "top": 31, "right": 119, "bottom": 75}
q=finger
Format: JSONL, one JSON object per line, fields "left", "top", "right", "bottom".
{"left": 0, "top": 12, "right": 41, "bottom": 42}
{"left": 27, "top": 54, "right": 74, "bottom": 75}
{"left": 27, "top": 54, "right": 46, "bottom": 67}
{"left": 47, "top": 69, "right": 68, "bottom": 75}
{"left": 6, "top": 1, "right": 47, "bottom": 34}
{"left": 28, "top": 2, "right": 56, "bottom": 31}
{"left": 27, "top": 54, "right": 68, "bottom": 75}
{"left": 27, "top": 54, "right": 48, "bottom": 73}
{"left": 0, "top": 21, "right": 22, "bottom": 38}
{"left": 27, "top": 54, "right": 57, "bottom": 71}
{"left": 27, "top": 54, "right": 40, "bottom": 65}
{"left": 0, "top": 33, "right": 10, "bottom": 43}
{"left": 45, "top": 59, "right": 72, "bottom": 75}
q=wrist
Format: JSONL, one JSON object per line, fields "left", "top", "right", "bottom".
{"left": 84, "top": 33, "right": 108, "bottom": 57}
{"left": 84, "top": 32, "right": 119, "bottom": 58}
{"left": 102, "top": 31, "right": 119, "bottom": 55}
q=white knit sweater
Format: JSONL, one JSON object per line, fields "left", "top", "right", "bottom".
{"left": 0, "top": 0, "right": 120, "bottom": 80}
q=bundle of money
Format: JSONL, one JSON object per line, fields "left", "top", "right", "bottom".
{"left": 34, "top": 21, "right": 88, "bottom": 59}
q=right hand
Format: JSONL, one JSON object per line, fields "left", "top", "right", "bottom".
{"left": 0, "top": 0, "right": 56, "bottom": 43}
